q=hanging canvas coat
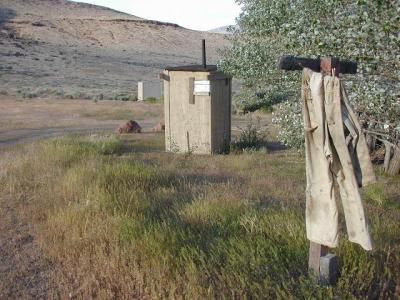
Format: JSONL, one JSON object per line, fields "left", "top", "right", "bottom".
{"left": 302, "top": 68, "right": 376, "bottom": 251}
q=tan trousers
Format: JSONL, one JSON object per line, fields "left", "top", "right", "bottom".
{"left": 302, "top": 68, "right": 376, "bottom": 251}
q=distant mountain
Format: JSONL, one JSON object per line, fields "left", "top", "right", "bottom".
{"left": 208, "top": 25, "right": 237, "bottom": 34}
{"left": 0, "top": 0, "right": 229, "bottom": 99}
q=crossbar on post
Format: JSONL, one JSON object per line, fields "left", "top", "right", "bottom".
{"left": 278, "top": 55, "right": 357, "bottom": 75}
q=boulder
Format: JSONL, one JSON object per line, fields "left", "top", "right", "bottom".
{"left": 117, "top": 120, "right": 141, "bottom": 134}
{"left": 152, "top": 122, "right": 165, "bottom": 132}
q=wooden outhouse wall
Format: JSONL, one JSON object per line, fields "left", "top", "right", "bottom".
{"left": 163, "top": 69, "right": 231, "bottom": 154}
{"left": 211, "top": 77, "right": 231, "bottom": 153}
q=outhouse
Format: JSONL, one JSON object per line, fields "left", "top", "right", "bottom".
{"left": 161, "top": 64, "right": 232, "bottom": 154}
{"left": 137, "top": 81, "right": 162, "bottom": 101}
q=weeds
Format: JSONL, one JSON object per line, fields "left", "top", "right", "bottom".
{"left": 145, "top": 96, "right": 160, "bottom": 103}
{"left": 0, "top": 134, "right": 399, "bottom": 298}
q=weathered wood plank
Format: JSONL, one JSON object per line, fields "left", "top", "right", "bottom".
{"left": 388, "top": 145, "right": 400, "bottom": 175}
{"left": 308, "top": 242, "right": 328, "bottom": 277}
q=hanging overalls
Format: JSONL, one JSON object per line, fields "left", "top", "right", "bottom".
{"left": 302, "top": 68, "right": 376, "bottom": 251}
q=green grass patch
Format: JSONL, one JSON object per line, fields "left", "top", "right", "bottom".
{"left": 364, "top": 184, "right": 390, "bottom": 207}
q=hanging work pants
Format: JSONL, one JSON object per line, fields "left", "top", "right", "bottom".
{"left": 302, "top": 68, "right": 376, "bottom": 251}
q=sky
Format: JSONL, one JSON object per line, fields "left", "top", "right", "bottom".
{"left": 71, "top": 0, "right": 241, "bottom": 31}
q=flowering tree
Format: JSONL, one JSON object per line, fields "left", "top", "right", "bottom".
{"left": 220, "top": 0, "right": 399, "bottom": 150}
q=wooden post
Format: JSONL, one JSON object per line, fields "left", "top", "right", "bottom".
{"left": 384, "top": 142, "right": 392, "bottom": 172}
{"left": 388, "top": 145, "right": 400, "bottom": 175}
{"left": 308, "top": 242, "right": 328, "bottom": 275}
{"left": 308, "top": 242, "right": 338, "bottom": 285}
{"left": 320, "top": 56, "right": 340, "bottom": 76}
{"left": 187, "top": 131, "right": 190, "bottom": 153}
{"left": 278, "top": 55, "right": 355, "bottom": 285}
{"left": 305, "top": 57, "right": 341, "bottom": 285}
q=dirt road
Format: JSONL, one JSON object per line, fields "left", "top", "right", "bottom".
{"left": 0, "top": 121, "right": 154, "bottom": 147}
{"left": 0, "top": 124, "right": 116, "bottom": 147}
{"left": 0, "top": 117, "right": 275, "bottom": 148}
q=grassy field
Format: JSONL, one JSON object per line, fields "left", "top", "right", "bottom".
{"left": 0, "top": 133, "right": 399, "bottom": 299}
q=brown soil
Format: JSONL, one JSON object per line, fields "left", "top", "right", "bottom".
{"left": 0, "top": 200, "right": 61, "bottom": 299}
{"left": 0, "top": 97, "right": 163, "bottom": 147}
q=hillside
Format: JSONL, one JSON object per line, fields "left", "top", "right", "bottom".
{"left": 0, "top": 0, "right": 143, "bottom": 20}
{"left": 0, "top": 0, "right": 229, "bottom": 99}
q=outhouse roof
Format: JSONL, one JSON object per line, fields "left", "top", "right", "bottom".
{"left": 164, "top": 65, "right": 218, "bottom": 72}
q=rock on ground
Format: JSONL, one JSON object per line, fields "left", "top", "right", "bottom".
{"left": 117, "top": 120, "right": 141, "bottom": 133}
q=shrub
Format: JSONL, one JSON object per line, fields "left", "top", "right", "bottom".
{"left": 145, "top": 96, "right": 159, "bottom": 103}
{"left": 114, "top": 94, "right": 138, "bottom": 101}
{"left": 231, "top": 116, "right": 267, "bottom": 153}
{"left": 129, "top": 94, "right": 138, "bottom": 101}
{"left": 22, "top": 92, "right": 38, "bottom": 99}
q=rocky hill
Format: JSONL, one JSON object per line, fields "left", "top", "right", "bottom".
{"left": 0, "top": 0, "right": 229, "bottom": 99}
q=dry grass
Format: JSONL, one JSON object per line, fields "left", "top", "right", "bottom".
{"left": 0, "top": 97, "right": 163, "bottom": 132}
{"left": 0, "top": 133, "right": 399, "bottom": 299}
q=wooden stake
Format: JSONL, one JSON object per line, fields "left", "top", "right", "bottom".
{"left": 308, "top": 242, "right": 328, "bottom": 276}
{"left": 308, "top": 242, "right": 338, "bottom": 284}
{"left": 384, "top": 142, "right": 392, "bottom": 172}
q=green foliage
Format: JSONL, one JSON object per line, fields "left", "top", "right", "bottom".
{"left": 221, "top": 0, "right": 400, "bottom": 148}
{"left": 272, "top": 100, "right": 305, "bottom": 150}
{"left": 234, "top": 89, "right": 288, "bottom": 113}
{"left": 231, "top": 116, "right": 267, "bottom": 152}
